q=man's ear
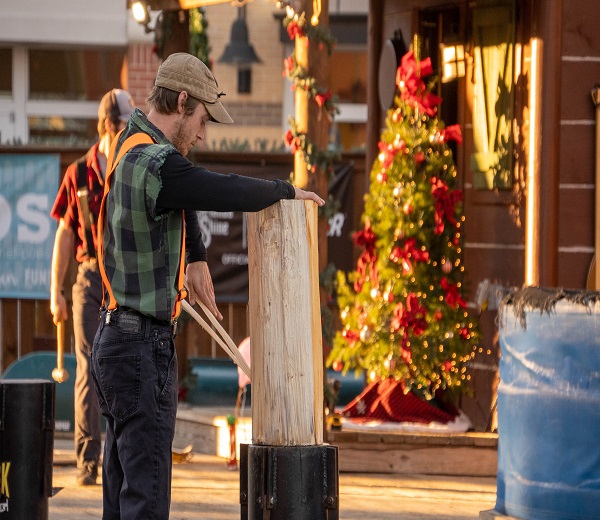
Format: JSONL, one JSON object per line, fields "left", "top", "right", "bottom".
{"left": 178, "top": 91, "right": 188, "bottom": 113}
{"left": 104, "top": 118, "right": 115, "bottom": 135}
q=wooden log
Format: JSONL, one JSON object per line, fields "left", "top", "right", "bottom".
{"left": 247, "top": 200, "right": 323, "bottom": 446}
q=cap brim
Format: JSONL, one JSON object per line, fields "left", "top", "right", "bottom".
{"left": 205, "top": 101, "right": 234, "bottom": 124}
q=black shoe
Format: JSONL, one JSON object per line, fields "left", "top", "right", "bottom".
{"left": 76, "top": 464, "right": 98, "bottom": 486}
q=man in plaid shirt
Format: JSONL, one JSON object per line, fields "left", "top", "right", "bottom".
{"left": 91, "top": 53, "right": 324, "bottom": 519}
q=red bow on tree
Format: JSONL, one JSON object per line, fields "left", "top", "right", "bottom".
{"left": 440, "top": 277, "right": 467, "bottom": 308}
{"left": 353, "top": 224, "right": 378, "bottom": 292}
{"left": 391, "top": 293, "right": 428, "bottom": 337}
{"left": 431, "top": 177, "right": 463, "bottom": 235}
{"left": 439, "top": 124, "right": 463, "bottom": 145}
{"left": 390, "top": 237, "right": 430, "bottom": 274}
{"left": 396, "top": 51, "right": 442, "bottom": 116}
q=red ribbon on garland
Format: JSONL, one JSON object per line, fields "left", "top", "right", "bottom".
{"left": 396, "top": 51, "right": 442, "bottom": 116}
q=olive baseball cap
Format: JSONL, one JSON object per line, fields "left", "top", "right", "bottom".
{"left": 155, "top": 52, "right": 234, "bottom": 124}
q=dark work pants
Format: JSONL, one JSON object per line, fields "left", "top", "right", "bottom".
{"left": 71, "top": 260, "right": 102, "bottom": 472}
{"left": 91, "top": 308, "right": 178, "bottom": 520}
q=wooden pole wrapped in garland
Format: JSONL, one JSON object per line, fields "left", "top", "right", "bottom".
{"left": 282, "top": 0, "right": 336, "bottom": 281}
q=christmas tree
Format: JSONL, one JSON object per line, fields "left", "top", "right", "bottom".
{"left": 328, "top": 50, "right": 479, "bottom": 403}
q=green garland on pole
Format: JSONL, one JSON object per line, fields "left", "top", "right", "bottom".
{"left": 189, "top": 7, "right": 212, "bottom": 69}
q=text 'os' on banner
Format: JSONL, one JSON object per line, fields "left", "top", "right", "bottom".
{"left": 0, "top": 154, "right": 59, "bottom": 299}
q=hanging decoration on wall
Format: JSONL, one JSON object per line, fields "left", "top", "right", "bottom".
{"left": 281, "top": 4, "right": 339, "bottom": 181}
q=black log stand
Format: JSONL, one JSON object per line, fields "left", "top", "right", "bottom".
{"left": 0, "top": 379, "right": 55, "bottom": 519}
{"left": 240, "top": 444, "right": 339, "bottom": 520}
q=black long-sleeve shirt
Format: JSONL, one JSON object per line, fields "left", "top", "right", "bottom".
{"left": 155, "top": 152, "right": 295, "bottom": 264}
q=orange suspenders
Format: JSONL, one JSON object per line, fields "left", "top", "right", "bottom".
{"left": 97, "top": 131, "right": 188, "bottom": 322}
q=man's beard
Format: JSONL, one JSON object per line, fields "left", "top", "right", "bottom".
{"left": 170, "top": 118, "right": 189, "bottom": 155}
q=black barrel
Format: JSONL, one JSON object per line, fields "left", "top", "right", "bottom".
{"left": 0, "top": 379, "right": 55, "bottom": 519}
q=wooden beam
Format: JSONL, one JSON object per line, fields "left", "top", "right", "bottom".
{"left": 366, "top": 0, "right": 384, "bottom": 193}
{"left": 248, "top": 200, "right": 323, "bottom": 446}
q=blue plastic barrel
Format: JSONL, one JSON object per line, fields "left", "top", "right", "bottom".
{"left": 496, "top": 287, "right": 600, "bottom": 520}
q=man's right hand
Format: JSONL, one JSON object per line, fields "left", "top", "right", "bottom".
{"left": 50, "top": 291, "right": 68, "bottom": 325}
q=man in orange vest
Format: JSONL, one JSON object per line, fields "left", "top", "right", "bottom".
{"left": 93, "top": 53, "right": 324, "bottom": 519}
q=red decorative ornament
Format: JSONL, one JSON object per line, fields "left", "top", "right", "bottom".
{"left": 342, "top": 329, "right": 359, "bottom": 343}
{"left": 314, "top": 90, "right": 331, "bottom": 107}
{"left": 332, "top": 360, "right": 343, "bottom": 372}
{"left": 414, "top": 151, "right": 426, "bottom": 164}
{"left": 283, "top": 55, "right": 295, "bottom": 77}
{"left": 442, "top": 261, "right": 452, "bottom": 274}
{"left": 286, "top": 20, "right": 305, "bottom": 40}
{"left": 403, "top": 201, "right": 414, "bottom": 215}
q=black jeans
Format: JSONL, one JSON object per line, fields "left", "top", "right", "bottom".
{"left": 91, "top": 308, "right": 178, "bottom": 520}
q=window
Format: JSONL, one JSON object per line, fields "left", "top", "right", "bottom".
{"left": 0, "top": 47, "right": 126, "bottom": 146}
{"left": 329, "top": 48, "right": 368, "bottom": 152}
{"left": 0, "top": 48, "right": 11, "bottom": 96}
{"left": 29, "top": 49, "right": 125, "bottom": 102}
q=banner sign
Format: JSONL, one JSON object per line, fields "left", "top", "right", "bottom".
{"left": 200, "top": 162, "right": 355, "bottom": 302}
{"left": 0, "top": 154, "right": 59, "bottom": 299}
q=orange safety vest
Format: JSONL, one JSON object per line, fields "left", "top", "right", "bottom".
{"left": 97, "top": 131, "right": 187, "bottom": 322}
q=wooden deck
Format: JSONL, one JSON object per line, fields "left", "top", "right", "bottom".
{"left": 174, "top": 406, "right": 498, "bottom": 477}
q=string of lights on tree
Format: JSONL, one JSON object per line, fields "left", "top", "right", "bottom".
{"left": 327, "top": 50, "right": 481, "bottom": 400}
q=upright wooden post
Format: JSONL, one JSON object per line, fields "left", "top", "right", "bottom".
{"left": 242, "top": 200, "right": 338, "bottom": 520}
{"left": 247, "top": 200, "right": 323, "bottom": 445}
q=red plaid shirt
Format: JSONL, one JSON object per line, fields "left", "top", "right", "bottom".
{"left": 50, "top": 142, "right": 104, "bottom": 263}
